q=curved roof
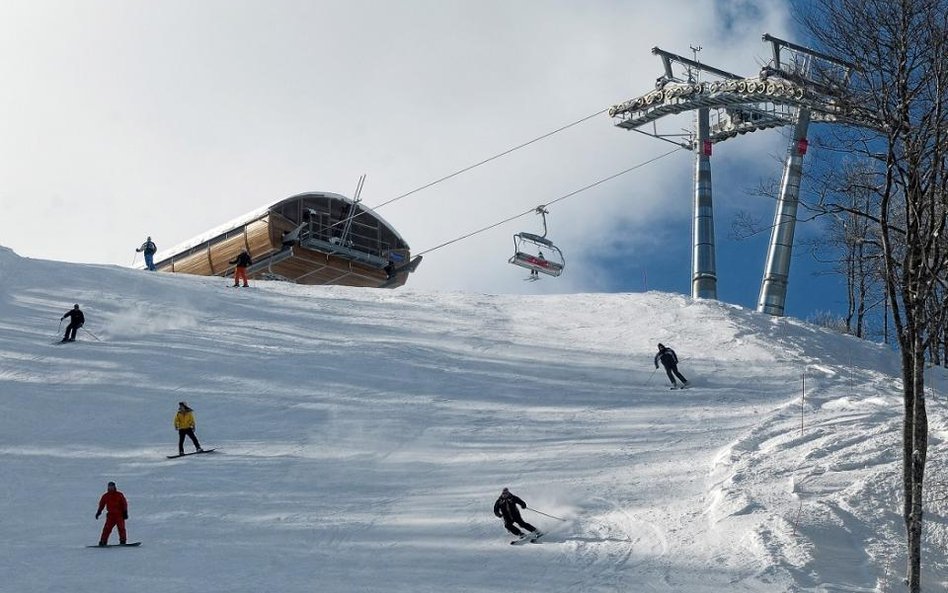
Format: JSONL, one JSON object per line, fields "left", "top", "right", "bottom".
{"left": 153, "top": 191, "right": 407, "bottom": 263}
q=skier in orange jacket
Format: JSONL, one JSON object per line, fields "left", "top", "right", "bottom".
{"left": 95, "top": 481, "right": 129, "bottom": 546}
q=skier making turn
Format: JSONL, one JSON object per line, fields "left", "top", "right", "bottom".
{"left": 493, "top": 488, "right": 542, "bottom": 542}
{"left": 654, "top": 342, "right": 689, "bottom": 389}
{"left": 60, "top": 304, "right": 84, "bottom": 343}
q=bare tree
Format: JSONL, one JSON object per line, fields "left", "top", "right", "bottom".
{"left": 802, "top": 1, "right": 948, "bottom": 590}
{"left": 801, "top": 160, "right": 888, "bottom": 338}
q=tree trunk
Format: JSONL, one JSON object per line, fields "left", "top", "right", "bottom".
{"left": 902, "top": 335, "right": 927, "bottom": 592}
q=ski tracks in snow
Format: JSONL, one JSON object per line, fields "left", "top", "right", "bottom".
{"left": 547, "top": 496, "right": 668, "bottom": 593}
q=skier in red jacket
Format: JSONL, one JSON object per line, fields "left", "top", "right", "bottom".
{"left": 95, "top": 481, "right": 129, "bottom": 546}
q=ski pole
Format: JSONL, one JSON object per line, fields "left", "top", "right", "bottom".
{"left": 525, "top": 507, "right": 567, "bottom": 521}
{"left": 57, "top": 318, "right": 63, "bottom": 337}
{"left": 81, "top": 327, "right": 102, "bottom": 342}
{"left": 131, "top": 251, "right": 138, "bottom": 267}
{"left": 645, "top": 367, "right": 658, "bottom": 386}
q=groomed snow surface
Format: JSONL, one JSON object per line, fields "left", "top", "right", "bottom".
{"left": 1, "top": 245, "right": 947, "bottom": 593}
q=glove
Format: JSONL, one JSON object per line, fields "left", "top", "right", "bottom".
{"left": 95, "top": 512, "right": 101, "bottom": 519}
{"left": 123, "top": 511, "right": 129, "bottom": 520}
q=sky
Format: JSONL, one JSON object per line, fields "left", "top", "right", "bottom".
{"left": 2, "top": 246, "right": 947, "bottom": 592}
{"left": 0, "top": 0, "right": 850, "bottom": 319}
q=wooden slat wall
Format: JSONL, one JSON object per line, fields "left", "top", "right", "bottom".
{"left": 268, "top": 213, "right": 297, "bottom": 245}
{"left": 162, "top": 249, "right": 211, "bottom": 275}
{"left": 208, "top": 235, "right": 250, "bottom": 272}
{"left": 245, "top": 218, "right": 275, "bottom": 253}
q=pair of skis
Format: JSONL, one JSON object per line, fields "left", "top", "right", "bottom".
{"left": 510, "top": 531, "right": 544, "bottom": 545}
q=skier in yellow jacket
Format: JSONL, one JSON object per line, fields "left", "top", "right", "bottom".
{"left": 174, "top": 402, "right": 203, "bottom": 456}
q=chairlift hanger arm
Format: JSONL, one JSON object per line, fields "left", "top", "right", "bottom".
{"left": 534, "top": 205, "right": 550, "bottom": 238}
{"left": 340, "top": 174, "right": 366, "bottom": 244}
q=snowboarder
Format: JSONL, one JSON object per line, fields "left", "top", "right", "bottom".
{"left": 654, "top": 343, "right": 688, "bottom": 389}
{"left": 493, "top": 488, "right": 540, "bottom": 540}
{"left": 135, "top": 236, "right": 157, "bottom": 271}
{"left": 229, "top": 250, "right": 252, "bottom": 287}
{"left": 60, "top": 304, "right": 84, "bottom": 342}
{"left": 174, "top": 401, "right": 203, "bottom": 456}
{"left": 95, "top": 481, "right": 129, "bottom": 546}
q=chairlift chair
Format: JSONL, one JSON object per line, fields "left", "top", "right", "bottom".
{"left": 508, "top": 206, "right": 565, "bottom": 278}
{"left": 509, "top": 233, "right": 565, "bottom": 277}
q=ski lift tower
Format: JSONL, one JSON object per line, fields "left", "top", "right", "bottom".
{"left": 609, "top": 35, "right": 880, "bottom": 315}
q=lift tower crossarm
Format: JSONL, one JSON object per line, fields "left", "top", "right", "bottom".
{"left": 761, "top": 33, "right": 858, "bottom": 73}
{"left": 651, "top": 47, "right": 742, "bottom": 82}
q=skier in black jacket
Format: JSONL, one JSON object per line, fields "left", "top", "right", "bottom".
{"left": 654, "top": 343, "right": 688, "bottom": 389}
{"left": 229, "top": 250, "right": 252, "bottom": 287}
{"left": 61, "top": 304, "right": 85, "bottom": 342}
{"left": 493, "top": 488, "right": 540, "bottom": 539}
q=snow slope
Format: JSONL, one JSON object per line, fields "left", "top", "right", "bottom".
{"left": 1, "top": 245, "right": 946, "bottom": 593}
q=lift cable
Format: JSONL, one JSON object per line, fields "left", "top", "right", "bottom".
{"left": 320, "top": 108, "right": 609, "bottom": 240}
{"left": 415, "top": 146, "right": 685, "bottom": 257}
{"left": 368, "top": 108, "right": 609, "bottom": 213}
